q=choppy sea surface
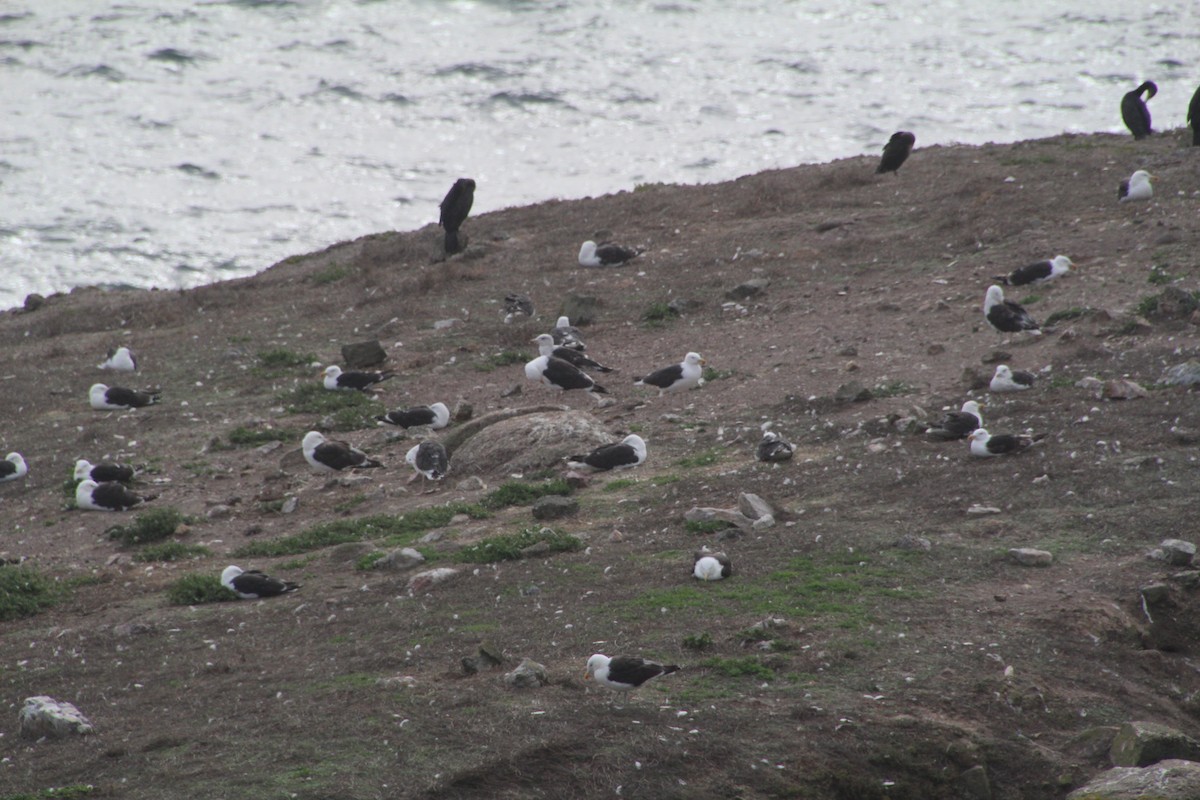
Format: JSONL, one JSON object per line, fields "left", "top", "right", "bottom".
{"left": 0, "top": 0, "right": 1196, "bottom": 310}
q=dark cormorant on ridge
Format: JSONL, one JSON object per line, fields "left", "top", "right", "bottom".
{"left": 1188, "top": 84, "right": 1200, "bottom": 146}
{"left": 438, "top": 177, "right": 475, "bottom": 254}
{"left": 1120, "top": 81, "right": 1157, "bottom": 139}
{"left": 876, "top": 131, "right": 915, "bottom": 175}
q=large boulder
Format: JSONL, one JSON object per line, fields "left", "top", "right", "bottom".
{"left": 1110, "top": 720, "right": 1200, "bottom": 767}
{"left": 1067, "top": 759, "right": 1200, "bottom": 799}
{"left": 449, "top": 410, "right": 612, "bottom": 476}
{"left": 19, "top": 696, "right": 94, "bottom": 740}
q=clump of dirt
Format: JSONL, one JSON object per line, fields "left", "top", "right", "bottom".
{"left": 2, "top": 130, "right": 1199, "bottom": 798}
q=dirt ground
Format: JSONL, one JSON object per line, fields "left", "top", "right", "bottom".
{"left": 2, "top": 129, "right": 1200, "bottom": 799}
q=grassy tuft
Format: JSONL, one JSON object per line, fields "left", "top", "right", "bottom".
{"left": 872, "top": 381, "right": 917, "bottom": 398}
{"left": 700, "top": 656, "right": 776, "bottom": 680}
{"left": 685, "top": 519, "right": 735, "bottom": 534}
{"left": 1044, "top": 306, "right": 1091, "bottom": 325}
{"left": 1135, "top": 295, "right": 1159, "bottom": 318}
{"left": 641, "top": 302, "right": 679, "bottom": 327}
{"left": 702, "top": 366, "right": 735, "bottom": 383}
{"left": 452, "top": 527, "right": 583, "bottom": 563}
{"left": 603, "top": 478, "right": 639, "bottom": 492}
{"left": 226, "top": 426, "right": 296, "bottom": 447}
{"left": 481, "top": 479, "right": 572, "bottom": 510}
{"left": 107, "top": 507, "right": 187, "bottom": 547}
{"left": 0, "top": 565, "right": 59, "bottom": 622}
{"left": 277, "top": 383, "right": 384, "bottom": 431}
{"left": 2, "top": 787, "right": 96, "bottom": 800}
{"left": 257, "top": 348, "right": 316, "bottom": 369}
{"left": 233, "top": 505, "right": 488, "bottom": 558}
{"left": 677, "top": 449, "right": 722, "bottom": 468}
{"left": 1148, "top": 264, "right": 1179, "bottom": 285}
{"left": 477, "top": 350, "right": 529, "bottom": 371}
{"left": 166, "top": 574, "right": 238, "bottom": 605}
{"left": 682, "top": 632, "right": 714, "bottom": 651}
{"left": 132, "top": 542, "right": 212, "bottom": 563}
{"left": 356, "top": 552, "right": 387, "bottom": 571}
{"left": 310, "top": 263, "right": 349, "bottom": 285}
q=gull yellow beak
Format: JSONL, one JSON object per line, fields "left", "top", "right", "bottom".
{"left": 583, "top": 671, "right": 592, "bottom": 680}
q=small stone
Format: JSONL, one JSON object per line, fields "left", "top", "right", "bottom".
{"left": 327, "top": 542, "right": 375, "bottom": 564}
{"left": 256, "top": 440, "right": 283, "bottom": 455}
{"left": 1009, "top": 548, "right": 1053, "bottom": 567}
{"left": 668, "top": 297, "right": 701, "bottom": 316}
{"left": 561, "top": 294, "right": 601, "bottom": 326}
{"left": 22, "top": 293, "right": 45, "bottom": 312}
{"left": 838, "top": 346, "right": 858, "bottom": 357}
{"left": 563, "top": 470, "right": 590, "bottom": 490}
{"left": 520, "top": 584, "right": 541, "bottom": 596}
{"left": 455, "top": 476, "right": 486, "bottom": 492}
{"left": 280, "top": 496, "right": 299, "bottom": 514}
{"left": 834, "top": 382, "right": 872, "bottom": 404}
{"left": 981, "top": 350, "right": 1012, "bottom": 365}
{"left": 737, "top": 493, "right": 775, "bottom": 521}
{"left": 845, "top": 361, "right": 860, "bottom": 372}
{"left": 1140, "top": 583, "right": 1172, "bottom": 606}
{"left": 206, "top": 504, "right": 233, "bottom": 520}
{"left": 433, "top": 318, "right": 462, "bottom": 330}
{"left": 894, "top": 534, "right": 932, "bottom": 551}
{"left": 501, "top": 384, "right": 523, "bottom": 398}
{"left": 452, "top": 399, "right": 474, "bottom": 422}
{"left": 336, "top": 474, "right": 374, "bottom": 487}
{"left": 504, "top": 658, "right": 549, "bottom": 689}
{"left": 959, "top": 765, "right": 992, "bottom": 800}
{"left": 377, "top": 547, "right": 425, "bottom": 571}
{"left": 1162, "top": 361, "right": 1200, "bottom": 387}
{"left": 19, "top": 696, "right": 94, "bottom": 740}
{"left": 1067, "top": 760, "right": 1200, "bottom": 800}
{"left": 341, "top": 339, "right": 388, "bottom": 368}
{"left": 376, "top": 675, "right": 417, "bottom": 689}
{"left": 725, "top": 278, "right": 769, "bottom": 301}
{"left": 531, "top": 495, "right": 578, "bottom": 521}
{"left": 418, "top": 530, "right": 443, "bottom": 544}
{"left": 1111, "top": 721, "right": 1200, "bottom": 767}
{"left": 966, "top": 505, "right": 1002, "bottom": 515}
{"left": 926, "top": 343, "right": 945, "bottom": 355}
{"left": 406, "top": 567, "right": 460, "bottom": 595}
{"left": 112, "top": 622, "right": 154, "bottom": 637}
{"left": 1103, "top": 379, "right": 1149, "bottom": 400}
{"left": 1075, "top": 376, "right": 1104, "bottom": 392}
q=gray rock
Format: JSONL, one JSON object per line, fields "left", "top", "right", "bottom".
{"left": 19, "top": 696, "right": 94, "bottom": 740}
{"left": 561, "top": 295, "right": 601, "bottom": 326}
{"left": 1139, "top": 583, "right": 1172, "bottom": 606}
{"left": 504, "top": 658, "right": 549, "bottom": 689}
{"left": 959, "top": 765, "right": 991, "bottom": 800}
{"left": 378, "top": 547, "right": 425, "bottom": 570}
{"left": 256, "top": 440, "right": 283, "bottom": 455}
{"left": 22, "top": 293, "right": 45, "bottom": 312}
{"left": 737, "top": 493, "right": 775, "bottom": 521}
{"left": 726, "top": 278, "right": 770, "bottom": 301}
{"left": 894, "top": 534, "right": 932, "bottom": 551}
{"left": 1163, "top": 361, "right": 1200, "bottom": 387}
{"left": 206, "top": 504, "right": 233, "bottom": 520}
{"left": 418, "top": 530, "right": 444, "bottom": 544}
{"left": 1068, "top": 760, "right": 1200, "bottom": 800}
{"left": 1064, "top": 726, "right": 1121, "bottom": 759}
{"left": 1008, "top": 548, "right": 1053, "bottom": 567}
{"left": 1155, "top": 287, "right": 1200, "bottom": 319}
{"left": 686, "top": 506, "right": 754, "bottom": 530}
{"left": 433, "top": 318, "right": 462, "bottom": 330}
{"left": 327, "top": 542, "right": 375, "bottom": 564}
{"left": 341, "top": 339, "right": 388, "bottom": 368}
{"left": 406, "top": 567, "right": 460, "bottom": 595}
{"left": 112, "top": 622, "right": 154, "bottom": 637}
{"left": 834, "top": 382, "right": 872, "bottom": 404}
{"left": 668, "top": 297, "right": 701, "bottom": 316}
{"left": 455, "top": 475, "right": 486, "bottom": 492}
{"left": 1103, "top": 379, "right": 1148, "bottom": 400}
{"left": 453, "top": 399, "right": 474, "bottom": 422}
{"left": 280, "top": 496, "right": 299, "bottom": 514}
{"left": 448, "top": 410, "right": 611, "bottom": 476}
{"left": 1110, "top": 721, "right": 1200, "bottom": 767}
{"left": 1158, "top": 539, "right": 1196, "bottom": 566}
{"left": 531, "top": 495, "right": 578, "bottom": 520}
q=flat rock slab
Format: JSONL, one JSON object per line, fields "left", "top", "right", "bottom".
{"left": 1067, "top": 759, "right": 1200, "bottom": 799}
{"left": 341, "top": 339, "right": 387, "bottom": 368}
{"left": 1009, "top": 548, "right": 1053, "bottom": 567}
{"left": 20, "top": 696, "right": 94, "bottom": 740}
{"left": 1110, "top": 720, "right": 1200, "bottom": 767}
{"left": 531, "top": 495, "right": 578, "bottom": 520}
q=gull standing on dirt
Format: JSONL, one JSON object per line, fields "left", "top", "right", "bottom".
{"left": 302, "top": 431, "right": 382, "bottom": 473}
{"left": 405, "top": 440, "right": 449, "bottom": 490}
{"left": 989, "top": 365, "right": 1036, "bottom": 392}
{"left": 584, "top": 654, "right": 680, "bottom": 692}
{"left": 221, "top": 565, "right": 300, "bottom": 599}
{"left": 983, "top": 286, "right": 1040, "bottom": 335}
{"left": 98, "top": 346, "right": 137, "bottom": 372}
{"left": 532, "top": 334, "right": 613, "bottom": 373}
{"left": 1118, "top": 170, "right": 1154, "bottom": 203}
{"left": 0, "top": 453, "right": 28, "bottom": 483}
{"left": 524, "top": 355, "right": 608, "bottom": 399}
{"left": 634, "top": 352, "right": 705, "bottom": 396}
{"left": 323, "top": 364, "right": 395, "bottom": 392}
{"left": 89, "top": 383, "right": 160, "bottom": 410}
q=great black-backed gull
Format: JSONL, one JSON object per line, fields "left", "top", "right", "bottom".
{"left": 1121, "top": 81, "right": 1157, "bottom": 139}
{"left": 990, "top": 365, "right": 1036, "bottom": 392}
{"left": 439, "top": 177, "right": 475, "bottom": 255}
{"left": 1190, "top": 84, "right": 1200, "bottom": 146}
{"left": 323, "top": 365, "right": 395, "bottom": 392}
{"left": 221, "top": 565, "right": 300, "bottom": 599}
{"left": 89, "top": 383, "right": 160, "bottom": 410}
{"left": 98, "top": 346, "right": 137, "bottom": 372}
{"left": 1118, "top": 170, "right": 1154, "bottom": 202}
{"left": 524, "top": 355, "right": 608, "bottom": 397}
{"left": 578, "top": 240, "right": 640, "bottom": 268}
{"left": 693, "top": 550, "right": 732, "bottom": 581}
{"left": 74, "top": 459, "right": 135, "bottom": 484}
{"left": 503, "top": 293, "right": 534, "bottom": 322}
{"left": 0, "top": 453, "right": 28, "bottom": 483}
{"left": 983, "top": 286, "right": 1040, "bottom": 335}
{"left": 75, "top": 479, "right": 154, "bottom": 511}
{"left": 876, "top": 131, "right": 915, "bottom": 175}
{"left": 928, "top": 400, "right": 984, "bottom": 441}
{"left": 405, "top": 441, "right": 449, "bottom": 488}
{"left": 756, "top": 431, "right": 795, "bottom": 463}
{"left": 967, "top": 428, "right": 1045, "bottom": 458}
{"left": 994, "top": 255, "right": 1074, "bottom": 287}
{"left": 302, "top": 431, "right": 382, "bottom": 473}
{"left": 532, "top": 334, "right": 613, "bottom": 373}
{"left": 377, "top": 402, "right": 450, "bottom": 430}
{"left": 550, "top": 316, "right": 586, "bottom": 351}
{"left": 585, "top": 654, "right": 679, "bottom": 692}
{"left": 634, "top": 352, "right": 705, "bottom": 396}
{"left": 566, "top": 434, "right": 646, "bottom": 472}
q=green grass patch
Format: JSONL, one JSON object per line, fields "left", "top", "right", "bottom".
{"left": 685, "top": 519, "right": 734, "bottom": 534}
{"left": 310, "top": 263, "right": 349, "bottom": 285}
{"left": 700, "top": 656, "right": 776, "bottom": 680}
{"left": 476, "top": 350, "right": 529, "bottom": 372}
{"left": 334, "top": 493, "right": 369, "bottom": 514}
{"left": 702, "top": 366, "right": 735, "bottom": 383}
{"left": 226, "top": 426, "right": 296, "bottom": 447}
{"left": 452, "top": 527, "right": 583, "bottom": 563}
{"left": 257, "top": 348, "right": 317, "bottom": 369}
{"left": 1135, "top": 294, "right": 1159, "bottom": 318}
{"left": 277, "top": 383, "right": 384, "bottom": 431}
{"left": 1148, "top": 264, "right": 1179, "bottom": 285}
{"left": 107, "top": 507, "right": 187, "bottom": 547}
{"left": 872, "top": 380, "right": 917, "bottom": 398}
{"left": 682, "top": 632, "right": 714, "bottom": 651}
{"left": 0, "top": 565, "right": 59, "bottom": 622}
{"left": 233, "top": 505, "right": 488, "bottom": 558}
{"left": 356, "top": 551, "right": 387, "bottom": 571}
{"left": 132, "top": 542, "right": 212, "bottom": 563}
{"left": 651, "top": 474, "right": 681, "bottom": 486}
{"left": 165, "top": 574, "right": 237, "bottom": 605}
{"left": 481, "top": 479, "right": 572, "bottom": 510}
{"left": 603, "top": 478, "right": 638, "bottom": 492}
{"left": 2, "top": 787, "right": 96, "bottom": 800}
{"left": 676, "top": 448, "right": 722, "bottom": 468}
{"left": 641, "top": 301, "right": 679, "bottom": 327}
{"left": 1019, "top": 293, "right": 1042, "bottom": 305}
{"left": 1044, "top": 306, "right": 1091, "bottom": 325}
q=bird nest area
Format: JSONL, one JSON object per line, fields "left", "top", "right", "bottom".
{"left": 3, "top": 131, "right": 1200, "bottom": 799}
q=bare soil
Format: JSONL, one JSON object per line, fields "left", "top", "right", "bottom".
{"left": 2, "top": 130, "right": 1200, "bottom": 799}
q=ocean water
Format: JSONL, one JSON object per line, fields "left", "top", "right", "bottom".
{"left": 0, "top": 0, "right": 1196, "bottom": 311}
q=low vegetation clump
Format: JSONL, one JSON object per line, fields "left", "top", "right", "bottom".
{"left": 685, "top": 519, "right": 734, "bottom": 534}
{"left": 233, "top": 504, "right": 489, "bottom": 558}
{"left": 481, "top": 479, "right": 572, "bottom": 510}
{"left": 277, "top": 383, "right": 385, "bottom": 431}
{"left": 0, "top": 565, "right": 59, "bottom": 621}
{"left": 107, "top": 507, "right": 187, "bottom": 547}
{"left": 257, "top": 348, "right": 316, "bottom": 369}
{"left": 642, "top": 301, "right": 679, "bottom": 326}
{"left": 132, "top": 542, "right": 212, "bottom": 563}
{"left": 452, "top": 527, "right": 583, "bottom": 563}
{"left": 1044, "top": 306, "right": 1092, "bottom": 325}
{"left": 682, "top": 632, "right": 714, "bottom": 651}
{"left": 226, "top": 426, "right": 296, "bottom": 447}
{"left": 2, "top": 786, "right": 96, "bottom": 800}
{"left": 166, "top": 574, "right": 238, "bottom": 605}
{"left": 700, "top": 655, "right": 776, "bottom": 680}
